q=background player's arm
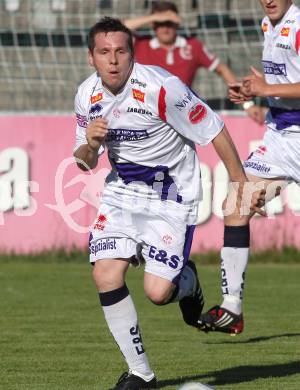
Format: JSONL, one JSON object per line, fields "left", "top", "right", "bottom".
{"left": 215, "top": 64, "right": 264, "bottom": 123}
{"left": 74, "top": 118, "right": 107, "bottom": 171}
{"left": 123, "top": 11, "right": 181, "bottom": 31}
{"left": 230, "top": 67, "right": 300, "bottom": 102}
{"left": 242, "top": 67, "right": 300, "bottom": 98}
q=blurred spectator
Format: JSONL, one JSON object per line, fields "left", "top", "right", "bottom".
{"left": 124, "top": 0, "right": 265, "bottom": 124}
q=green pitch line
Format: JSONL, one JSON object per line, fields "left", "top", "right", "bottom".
{"left": 1, "top": 262, "right": 300, "bottom": 390}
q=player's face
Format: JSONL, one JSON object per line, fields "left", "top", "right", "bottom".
{"left": 154, "top": 24, "right": 177, "bottom": 45}
{"left": 89, "top": 31, "right": 133, "bottom": 94}
{"left": 259, "top": 0, "right": 292, "bottom": 24}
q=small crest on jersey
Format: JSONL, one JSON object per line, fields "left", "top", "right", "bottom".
{"left": 113, "top": 108, "right": 121, "bottom": 118}
{"left": 132, "top": 89, "right": 145, "bottom": 102}
{"left": 90, "top": 92, "right": 103, "bottom": 104}
{"left": 280, "top": 27, "right": 290, "bottom": 36}
{"left": 262, "top": 22, "right": 268, "bottom": 32}
{"left": 188, "top": 103, "right": 207, "bottom": 124}
{"left": 163, "top": 235, "right": 173, "bottom": 245}
{"left": 94, "top": 214, "right": 107, "bottom": 230}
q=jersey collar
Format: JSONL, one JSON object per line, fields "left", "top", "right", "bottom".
{"left": 149, "top": 36, "right": 187, "bottom": 49}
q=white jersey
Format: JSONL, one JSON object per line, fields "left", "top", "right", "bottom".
{"left": 74, "top": 63, "right": 223, "bottom": 224}
{"left": 262, "top": 3, "right": 300, "bottom": 132}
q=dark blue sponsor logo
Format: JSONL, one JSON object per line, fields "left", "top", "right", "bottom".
{"left": 148, "top": 245, "right": 180, "bottom": 269}
{"left": 262, "top": 61, "right": 287, "bottom": 76}
{"left": 174, "top": 89, "right": 193, "bottom": 111}
{"left": 89, "top": 103, "right": 103, "bottom": 121}
{"left": 107, "top": 128, "right": 149, "bottom": 141}
{"left": 90, "top": 238, "right": 117, "bottom": 256}
{"left": 130, "top": 78, "right": 147, "bottom": 88}
{"left": 276, "top": 43, "right": 291, "bottom": 50}
{"left": 127, "top": 107, "right": 152, "bottom": 115}
{"left": 244, "top": 160, "right": 271, "bottom": 173}
{"left": 76, "top": 113, "right": 87, "bottom": 128}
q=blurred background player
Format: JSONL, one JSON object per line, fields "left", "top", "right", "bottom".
{"left": 73, "top": 16, "right": 260, "bottom": 390}
{"left": 198, "top": 0, "right": 300, "bottom": 335}
{"left": 123, "top": 0, "right": 266, "bottom": 125}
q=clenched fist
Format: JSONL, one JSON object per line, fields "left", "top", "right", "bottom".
{"left": 86, "top": 118, "right": 108, "bottom": 151}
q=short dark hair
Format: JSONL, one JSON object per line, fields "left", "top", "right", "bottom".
{"left": 151, "top": 1, "right": 178, "bottom": 14}
{"left": 87, "top": 17, "right": 134, "bottom": 54}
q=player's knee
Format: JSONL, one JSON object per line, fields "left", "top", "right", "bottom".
{"left": 144, "top": 285, "right": 173, "bottom": 306}
{"left": 92, "top": 261, "right": 124, "bottom": 291}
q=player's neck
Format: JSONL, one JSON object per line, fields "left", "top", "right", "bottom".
{"left": 269, "top": 2, "right": 293, "bottom": 27}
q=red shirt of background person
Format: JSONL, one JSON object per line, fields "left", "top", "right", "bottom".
{"left": 124, "top": 0, "right": 266, "bottom": 124}
{"left": 134, "top": 33, "right": 219, "bottom": 87}
{"left": 124, "top": 1, "right": 234, "bottom": 88}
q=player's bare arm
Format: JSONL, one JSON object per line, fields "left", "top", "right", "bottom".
{"left": 211, "top": 126, "right": 266, "bottom": 216}
{"left": 74, "top": 118, "right": 108, "bottom": 170}
{"left": 123, "top": 11, "right": 181, "bottom": 31}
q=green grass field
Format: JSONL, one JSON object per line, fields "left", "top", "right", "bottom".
{"left": 1, "top": 258, "right": 300, "bottom": 390}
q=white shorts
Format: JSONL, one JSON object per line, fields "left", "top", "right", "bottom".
{"left": 244, "top": 128, "right": 300, "bottom": 182}
{"left": 89, "top": 199, "right": 195, "bottom": 283}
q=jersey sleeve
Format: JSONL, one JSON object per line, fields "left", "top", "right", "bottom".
{"left": 192, "top": 39, "right": 220, "bottom": 71}
{"left": 74, "top": 89, "right": 104, "bottom": 155}
{"left": 293, "top": 17, "right": 300, "bottom": 56}
{"left": 158, "top": 76, "right": 224, "bottom": 146}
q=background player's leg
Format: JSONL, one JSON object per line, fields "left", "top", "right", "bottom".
{"left": 199, "top": 175, "right": 286, "bottom": 334}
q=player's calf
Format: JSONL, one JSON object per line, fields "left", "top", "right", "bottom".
{"left": 179, "top": 260, "right": 205, "bottom": 327}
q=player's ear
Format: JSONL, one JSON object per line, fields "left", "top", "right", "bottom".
{"left": 88, "top": 50, "right": 94, "bottom": 67}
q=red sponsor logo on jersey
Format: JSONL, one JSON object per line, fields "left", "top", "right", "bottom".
{"left": 188, "top": 103, "right": 207, "bottom": 124}
{"left": 262, "top": 22, "right": 268, "bottom": 32}
{"left": 132, "top": 89, "right": 145, "bottom": 102}
{"left": 257, "top": 145, "right": 267, "bottom": 155}
{"left": 90, "top": 93, "right": 103, "bottom": 104}
{"left": 94, "top": 214, "right": 107, "bottom": 230}
{"left": 281, "top": 27, "right": 290, "bottom": 37}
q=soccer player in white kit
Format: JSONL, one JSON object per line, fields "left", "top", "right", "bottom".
{"left": 73, "top": 17, "right": 261, "bottom": 389}
{"left": 198, "top": 0, "right": 300, "bottom": 335}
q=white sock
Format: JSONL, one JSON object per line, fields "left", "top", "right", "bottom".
{"left": 172, "top": 263, "right": 197, "bottom": 302}
{"left": 220, "top": 247, "right": 249, "bottom": 315}
{"left": 100, "top": 286, "right": 154, "bottom": 379}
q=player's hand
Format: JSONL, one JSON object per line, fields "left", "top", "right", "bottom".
{"left": 249, "top": 188, "right": 267, "bottom": 216}
{"left": 228, "top": 82, "right": 252, "bottom": 104}
{"left": 245, "top": 105, "right": 267, "bottom": 125}
{"left": 151, "top": 10, "right": 181, "bottom": 25}
{"left": 86, "top": 118, "right": 108, "bottom": 151}
{"left": 242, "top": 67, "right": 268, "bottom": 97}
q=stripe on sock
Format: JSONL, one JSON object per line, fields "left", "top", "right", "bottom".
{"left": 99, "top": 284, "right": 129, "bottom": 306}
{"left": 224, "top": 225, "right": 250, "bottom": 248}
